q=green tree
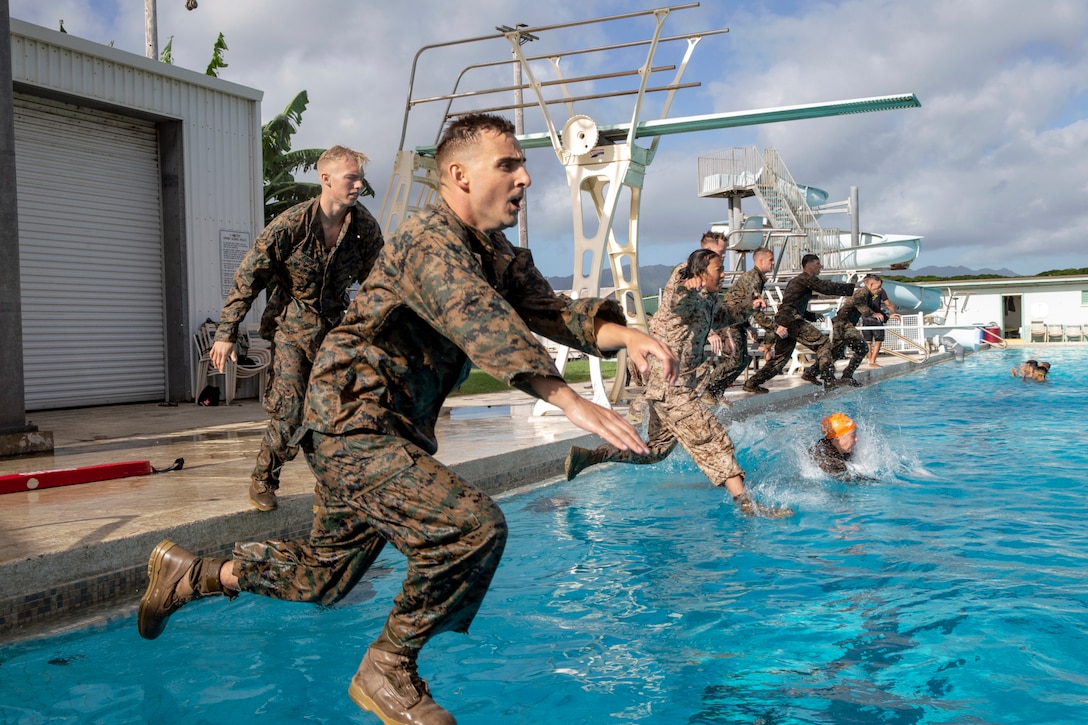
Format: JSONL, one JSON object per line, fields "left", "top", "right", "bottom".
{"left": 1038, "top": 267, "right": 1088, "bottom": 277}
{"left": 261, "top": 91, "right": 374, "bottom": 225}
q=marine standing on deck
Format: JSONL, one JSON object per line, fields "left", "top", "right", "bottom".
{"left": 565, "top": 248, "right": 793, "bottom": 519}
{"left": 742, "top": 254, "right": 855, "bottom": 393}
{"left": 210, "top": 146, "right": 384, "bottom": 511}
{"left": 138, "top": 113, "right": 678, "bottom": 725}
{"left": 707, "top": 246, "right": 780, "bottom": 397}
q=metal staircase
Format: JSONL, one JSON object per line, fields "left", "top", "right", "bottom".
{"left": 698, "top": 146, "right": 846, "bottom": 276}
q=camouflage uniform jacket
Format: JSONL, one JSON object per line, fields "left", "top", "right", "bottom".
{"left": 215, "top": 197, "right": 384, "bottom": 355}
{"left": 834, "top": 288, "right": 880, "bottom": 325}
{"left": 302, "top": 201, "right": 626, "bottom": 454}
{"left": 644, "top": 266, "right": 732, "bottom": 400}
{"left": 810, "top": 437, "right": 851, "bottom": 475}
{"left": 774, "top": 272, "right": 855, "bottom": 327}
{"left": 722, "top": 267, "right": 768, "bottom": 322}
{"left": 722, "top": 266, "right": 776, "bottom": 331}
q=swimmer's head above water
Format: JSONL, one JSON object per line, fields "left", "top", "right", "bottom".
{"left": 822, "top": 412, "right": 857, "bottom": 454}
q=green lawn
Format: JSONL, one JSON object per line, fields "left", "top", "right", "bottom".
{"left": 450, "top": 359, "right": 619, "bottom": 396}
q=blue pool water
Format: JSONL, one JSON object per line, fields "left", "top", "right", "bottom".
{"left": 2, "top": 348, "right": 1086, "bottom": 724}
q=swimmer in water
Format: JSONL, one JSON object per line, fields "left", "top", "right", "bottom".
{"left": 1011, "top": 359, "right": 1038, "bottom": 380}
{"left": 810, "top": 412, "right": 860, "bottom": 479}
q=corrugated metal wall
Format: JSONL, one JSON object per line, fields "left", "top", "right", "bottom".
{"left": 14, "top": 94, "right": 165, "bottom": 408}
{"left": 8, "top": 19, "right": 263, "bottom": 407}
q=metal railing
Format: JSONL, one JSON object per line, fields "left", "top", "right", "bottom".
{"left": 873, "top": 314, "right": 928, "bottom": 362}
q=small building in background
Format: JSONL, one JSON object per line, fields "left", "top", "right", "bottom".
{"left": 4, "top": 19, "right": 264, "bottom": 410}
{"left": 917, "top": 275, "right": 1088, "bottom": 342}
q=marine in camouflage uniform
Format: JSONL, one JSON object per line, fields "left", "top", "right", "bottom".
{"left": 141, "top": 115, "right": 677, "bottom": 724}
{"left": 262, "top": 201, "right": 634, "bottom": 710}
{"left": 743, "top": 255, "right": 855, "bottom": 392}
{"left": 565, "top": 253, "right": 792, "bottom": 519}
{"left": 829, "top": 285, "right": 881, "bottom": 385}
{"left": 215, "top": 191, "right": 383, "bottom": 508}
{"left": 706, "top": 255, "right": 777, "bottom": 396}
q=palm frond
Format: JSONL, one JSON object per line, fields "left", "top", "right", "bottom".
{"left": 160, "top": 36, "right": 174, "bottom": 64}
{"left": 205, "top": 32, "right": 229, "bottom": 77}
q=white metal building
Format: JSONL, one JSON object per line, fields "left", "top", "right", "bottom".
{"left": 918, "top": 275, "right": 1088, "bottom": 341}
{"left": 7, "top": 19, "right": 263, "bottom": 410}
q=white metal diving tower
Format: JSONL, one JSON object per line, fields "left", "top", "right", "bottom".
{"left": 378, "top": 3, "right": 920, "bottom": 411}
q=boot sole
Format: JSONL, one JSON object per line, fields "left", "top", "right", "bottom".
{"left": 348, "top": 680, "right": 407, "bottom": 725}
{"left": 138, "top": 539, "right": 177, "bottom": 640}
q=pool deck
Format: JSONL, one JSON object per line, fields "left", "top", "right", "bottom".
{"left": 0, "top": 353, "right": 951, "bottom": 642}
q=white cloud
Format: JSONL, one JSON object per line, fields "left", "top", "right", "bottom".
{"left": 9, "top": 0, "right": 1088, "bottom": 275}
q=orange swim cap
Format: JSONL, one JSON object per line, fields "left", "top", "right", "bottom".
{"left": 822, "top": 412, "right": 856, "bottom": 439}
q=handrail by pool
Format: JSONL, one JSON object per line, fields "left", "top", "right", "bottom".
{"left": 882, "top": 328, "right": 929, "bottom": 363}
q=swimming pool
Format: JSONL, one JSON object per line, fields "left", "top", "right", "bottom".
{"left": 2, "top": 347, "right": 1085, "bottom": 724}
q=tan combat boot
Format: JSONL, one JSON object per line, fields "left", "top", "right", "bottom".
{"left": 137, "top": 540, "right": 233, "bottom": 640}
{"left": 348, "top": 647, "right": 456, "bottom": 725}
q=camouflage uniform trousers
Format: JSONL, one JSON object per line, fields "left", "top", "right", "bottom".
{"left": 749, "top": 319, "right": 836, "bottom": 386}
{"left": 233, "top": 431, "right": 508, "bottom": 655}
{"left": 706, "top": 324, "right": 751, "bottom": 396}
{"left": 625, "top": 353, "right": 645, "bottom": 387}
{"left": 830, "top": 318, "right": 869, "bottom": 380}
{"left": 584, "top": 385, "right": 744, "bottom": 484}
{"left": 252, "top": 337, "right": 315, "bottom": 487}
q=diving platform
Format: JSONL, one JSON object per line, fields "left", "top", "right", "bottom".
{"left": 380, "top": 3, "right": 920, "bottom": 410}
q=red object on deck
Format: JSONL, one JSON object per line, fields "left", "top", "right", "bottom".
{"left": 982, "top": 327, "right": 1002, "bottom": 343}
{"left": 0, "top": 460, "right": 154, "bottom": 495}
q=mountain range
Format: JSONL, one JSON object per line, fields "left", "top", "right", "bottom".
{"left": 546, "top": 265, "right": 674, "bottom": 294}
{"left": 891, "top": 265, "right": 1020, "bottom": 278}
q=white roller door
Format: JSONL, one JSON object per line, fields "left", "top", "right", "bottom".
{"left": 14, "top": 93, "right": 166, "bottom": 410}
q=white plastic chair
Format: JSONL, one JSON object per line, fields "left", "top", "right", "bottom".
{"left": 192, "top": 321, "right": 272, "bottom": 404}
{"left": 785, "top": 344, "right": 817, "bottom": 376}
{"left": 1046, "top": 324, "right": 1065, "bottom": 343}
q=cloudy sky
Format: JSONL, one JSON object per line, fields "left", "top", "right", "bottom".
{"left": 9, "top": 0, "right": 1088, "bottom": 277}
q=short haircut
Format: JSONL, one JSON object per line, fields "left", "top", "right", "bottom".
{"left": 752, "top": 247, "right": 773, "bottom": 262}
{"left": 436, "top": 113, "right": 517, "bottom": 172}
{"left": 801, "top": 253, "right": 820, "bottom": 268}
{"left": 317, "top": 145, "right": 368, "bottom": 171}
{"left": 680, "top": 248, "right": 720, "bottom": 281}
{"left": 862, "top": 274, "right": 882, "bottom": 284}
{"left": 700, "top": 230, "right": 726, "bottom": 248}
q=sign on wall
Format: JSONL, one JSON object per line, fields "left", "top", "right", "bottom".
{"left": 220, "top": 230, "right": 252, "bottom": 296}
